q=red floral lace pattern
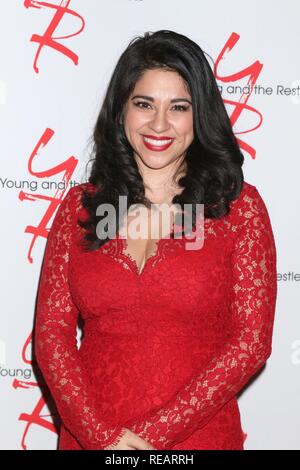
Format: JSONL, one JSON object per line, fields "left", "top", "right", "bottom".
{"left": 35, "top": 183, "right": 277, "bottom": 451}
{"left": 101, "top": 233, "right": 186, "bottom": 277}
{"left": 34, "top": 186, "right": 127, "bottom": 450}
{"left": 120, "top": 185, "right": 278, "bottom": 450}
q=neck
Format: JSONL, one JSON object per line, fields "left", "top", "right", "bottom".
{"left": 136, "top": 156, "right": 187, "bottom": 197}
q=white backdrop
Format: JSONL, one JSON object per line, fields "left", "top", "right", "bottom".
{"left": 0, "top": 0, "right": 299, "bottom": 450}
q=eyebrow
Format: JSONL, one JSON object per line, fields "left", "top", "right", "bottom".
{"left": 131, "top": 95, "right": 192, "bottom": 105}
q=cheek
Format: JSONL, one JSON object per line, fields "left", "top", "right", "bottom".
{"left": 178, "top": 116, "right": 193, "bottom": 139}
{"left": 125, "top": 110, "right": 149, "bottom": 130}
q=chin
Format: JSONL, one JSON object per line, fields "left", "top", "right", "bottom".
{"left": 143, "top": 157, "right": 175, "bottom": 168}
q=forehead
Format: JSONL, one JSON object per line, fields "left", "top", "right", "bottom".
{"left": 131, "top": 69, "right": 190, "bottom": 97}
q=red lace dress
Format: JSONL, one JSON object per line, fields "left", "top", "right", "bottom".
{"left": 34, "top": 180, "right": 277, "bottom": 450}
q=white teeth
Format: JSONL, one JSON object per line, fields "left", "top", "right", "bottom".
{"left": 143, "top": 137, "right": 173, "bottom": 146}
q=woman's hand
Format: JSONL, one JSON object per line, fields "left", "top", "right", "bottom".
{"left": 103, "top": 427, "right": 156, "bottom": 450}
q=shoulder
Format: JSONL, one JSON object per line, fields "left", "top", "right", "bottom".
{"left": 232, "top": 180, "right": 257, "bottom": 206}
{"left": 62, "top": 182, "right": 98, "bottom": 211}
{"left": 228, "top": 180, "right": 273, "bottom": 230}
{"left": 65, "top": 182, "right": 98, "bottom": 199}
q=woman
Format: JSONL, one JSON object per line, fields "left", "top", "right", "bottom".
{"left": 34, "top": 30, "right": 277, "bottom": 450}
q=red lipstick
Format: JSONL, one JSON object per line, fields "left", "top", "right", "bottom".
{"left": 142, "top": 135, "right": 174, "bottom": 152}
{"left": 143, "top": 135, "right": 174, "bottom": 140}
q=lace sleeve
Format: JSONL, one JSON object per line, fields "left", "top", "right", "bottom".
{"left": 34, "top": 186, "right": 127, "bottom": 450}
{"left": 124, "top": 186, "right": 278, "bottom": 450}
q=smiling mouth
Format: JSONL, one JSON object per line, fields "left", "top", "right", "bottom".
{"left": 142, "top": 135, "right": 174, "bottom": 151}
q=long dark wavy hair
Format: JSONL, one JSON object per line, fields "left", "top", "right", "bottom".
{"left": 78, "top": 29, "right": 244, "bottom": 251}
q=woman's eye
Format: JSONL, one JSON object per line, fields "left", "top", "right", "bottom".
{"left": 133, "top": 101, "right": 151, "bottom": 109}
{"left": 172, "top": 104, "right": 190, "bottom": 112}
{"left": 133, "top": 101, "right": 190, "bottom": 111}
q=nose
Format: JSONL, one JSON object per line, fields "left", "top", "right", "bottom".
{"left": 148, "top": 108, "right": 171, "bottom": 133}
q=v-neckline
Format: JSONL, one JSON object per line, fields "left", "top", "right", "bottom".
{"left": 98, "top": 213, "right": 205, "bottom": 278}
{"left": 100, "top": 222, "right": 185, "bottom": 278}
{"left": 119, "top": 233, "right": 171, "bottom": 277}
{"left": 116, "top": 223, "right": 178, "bottom": 277}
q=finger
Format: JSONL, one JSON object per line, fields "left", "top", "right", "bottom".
{"left": 130, "top": 436, "right": 148, "bottom": 450}
{"left": 129, "top": 433, "right": 154, "bottom": 450}
{"left": 143, "top": 440, "right": 156, "bottom": 450}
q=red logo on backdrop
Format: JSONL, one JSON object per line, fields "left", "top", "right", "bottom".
{"left": 14, "top": 333, "right": 57, "bottom": 450}
{"left": 19, "top": 127, "right": 78, "bottom": 264}
{"left": 24, "top": 0, "right": 85, "bottom": 73}
{"left": 214, "top": 32, "right": 263, "bottom": 159}
{"left": 17, "top": 129, "right": 77, "bottom": 447}
{"left": 17, "top": 31, "right": 260, "bottom": 448}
